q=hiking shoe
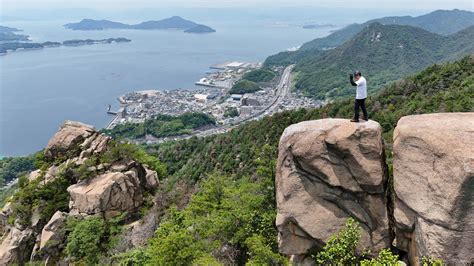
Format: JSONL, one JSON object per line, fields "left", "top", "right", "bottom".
{"left": 362, "top": 117, "right": 369, "bottom": 121}
{"left": 350, "top": 118, "right": 359, "bottom": 123}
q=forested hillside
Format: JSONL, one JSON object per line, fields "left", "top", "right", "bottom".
{"left": 292, "top": 23, "right": 473, "bottom": 99}
{"left": 112, "top": 56, "right": 473, "bottom": 264}
{"left": 299, "top": 9, "right": 474, "bottom": 51}
{"left": 0, "top": 56, "right": 471, "bottom": 265}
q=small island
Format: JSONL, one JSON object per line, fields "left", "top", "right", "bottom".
{"left": 64, "top": 16, "right": 216, "bottom": 34}
{"left": 0, "top": 37, "right": 131, "bottom": 55}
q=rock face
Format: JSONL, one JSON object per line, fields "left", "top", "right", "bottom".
{"left": 0, "top": 120, "right": 160, "bottom": 265}
{"left": 44, "top": 121, "right": 96, "bottom": 159}
{"left": 393, "top": 113, "right": 474, "bottom": 264}
{"left": 276, "top": 119, "right": 391, "bottom": 259}
{"left": 0, "top": 227, "right": 35, "bottom": 264}
{"left": 36, "top": 211, "right": 68, "bottom": 263}
{"left": 68, "top": 171, "right": 144, "bottom": 217}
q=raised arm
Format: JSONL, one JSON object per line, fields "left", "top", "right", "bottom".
{"left": 349, "top": 74, "right": 357, "bottom": 86}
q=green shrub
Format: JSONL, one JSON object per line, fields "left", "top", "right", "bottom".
{"left": 314, "top": 218, "right": 361, "bottom": 265}
{"left": 114, "top": 247, "right": 151, "bottom": 266}
{"left": 421, "top": 256, "right": 444, "bottom": 266}
{"left": 192, "top": 254, "right": 222, "bottom": 266}
{"left": 65, "top": 217, "right": 106, "bottom": 264}
{"left": 245, "top": 234, "right": 288, "bottom": 265}
{"left": 361, "top": 249, "right": 399, "bottom": 265}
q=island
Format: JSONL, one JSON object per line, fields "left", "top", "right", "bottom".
{"left": 64, "top": 16, "right": 216, "bottom": 34}
{"left": 0, "top": 38, "right": 131, "bottom": 55}
{"left": 0, "top": 25, "right": 29, "bottom": 42}
{"left": 184, "top": 25, "right": 216, "bottom": 34}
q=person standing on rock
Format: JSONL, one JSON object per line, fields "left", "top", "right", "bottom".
{"left": 349, "top": 71, "right": 368, "bottom": 122}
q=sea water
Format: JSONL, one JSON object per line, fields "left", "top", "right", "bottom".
{"left": 0, "top": 18, "right": 333, "bottom": 156}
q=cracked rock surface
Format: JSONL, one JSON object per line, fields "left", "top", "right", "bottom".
{"left": 393, "top": 113, "right": 474, "bottom": 264}
{"left": 275, "top": 119, "right": 391, "bottom": 258}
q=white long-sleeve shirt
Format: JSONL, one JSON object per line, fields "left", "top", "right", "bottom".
{"left": 355, "top": 76, "right": 367, "bottom": 99}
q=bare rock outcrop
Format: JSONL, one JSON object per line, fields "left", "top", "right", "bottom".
{"left": 393, "top": 113, "right": 474, "bottom": 264}
{"left": 67, "top": 171, "right": 144, "bottom": 217}
{"left": 0, "top": 120, "right": 159, "bottom": 265}
{"left": 34, "top": 211, "right": 68, "bottom": 263}
{"left": 276, "top": 119, "right": 391, "bottom": 260}
{"left": 0, "top": 227, "right": 35, "bottom": 264}
{"left": 44, "top": 121, "right": 97, "bottom": 159}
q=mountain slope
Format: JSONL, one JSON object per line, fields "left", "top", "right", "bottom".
{"left": 1, "top": 57, "right": 472, "bottom": 265}
{"left": 300, "top": 9, "right": 474, "bottom": 51}
{"left": 293, "top": 23, "right": 474, "bottom": 99}
{"left": 119, "top": 56, "right": 472, "bottom": 265}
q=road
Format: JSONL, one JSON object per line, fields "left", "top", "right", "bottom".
{"left": 137, "top": 65, "right": 294, "bottom": 144}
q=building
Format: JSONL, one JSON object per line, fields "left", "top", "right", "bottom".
{"left": 240, "top": 106, "right": 252, "bottom": 116}
{"left": 241, "top": 96, "right": 261, "bottom": 107}
{"left": 231, "top": 94, "right": 243, "bottom": 101}
{"left": 194, "top": 94, "right": 209, "bottom": 103}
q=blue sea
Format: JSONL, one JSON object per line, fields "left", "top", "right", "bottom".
{"left": 0, "top": 17, "right": 337, "bottom": 156}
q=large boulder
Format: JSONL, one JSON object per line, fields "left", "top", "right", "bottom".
{"left": 67, "top": 171, "right": 144, "bottom": 217}
{"left": 393, "top": 113, "right": 474, "bottom": 264}
{"left": 276, "top": 119, "right": 391, "bottom": 260}
{"left": 34, "top": 211, "right": 68, "bottom": 263}
{"left": 44, "top": 121, "right": 96, "bottom": 159}
{"left": 0, "top": 227, "right": 35, "bottom": 265}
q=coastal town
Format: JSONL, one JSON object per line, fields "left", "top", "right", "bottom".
{"left": 106, "top": 61, "right": 321, "bottom": 141}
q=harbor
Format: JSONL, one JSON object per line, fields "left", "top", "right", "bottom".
{"left": 106, "top": 62, "right": 321, "bottom": 136}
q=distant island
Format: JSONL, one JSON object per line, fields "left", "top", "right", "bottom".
{"left": 64, "top": 16, "right": 216, "bottom": 34}
{"left": 0, "top": 25, "right": 29, "bottom": 42}
{"left": 0, "top": 38, "right": 131, "bottom": 55}
{"left": 302, "top": 24, "right": 337, "bottom": 29}
{"left": 184, "top": 25, "right": 216, "bottom": 34}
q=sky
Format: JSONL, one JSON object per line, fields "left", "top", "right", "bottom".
{"left": 1, "top": 0, "right": 473, "bottom": 10}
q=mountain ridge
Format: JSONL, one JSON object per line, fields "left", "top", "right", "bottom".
{"left": 292, "top": 22, "right": 474, "bottom": 99}
{"left": 300, "top": 9, "right": 474, "bottom": 51}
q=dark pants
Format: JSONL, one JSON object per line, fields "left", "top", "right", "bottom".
{"left": 354, "top": 98, "right": 368, "bottom": 120}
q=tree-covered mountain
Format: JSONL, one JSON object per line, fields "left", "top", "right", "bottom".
{"left": 264, "top": 9, "right": 474, "bottom": 68}
{"left": 112, "top": 56, "right": 471, "bottom": 264}
{"left": 292, "top": 23, "right": 474, "bottom": 99}
{"left": 300, "top": 9, "right": 474, "bottom": 51}
{"left": 64, "top": 16, "right": 216, "bottom": 33}
{"left": 0, "top": 55, "right": 471, "bottom": 264}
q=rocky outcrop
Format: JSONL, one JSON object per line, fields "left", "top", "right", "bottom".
{"left": 276, "top": 119, "right": 391, "bottom": 260}
{"left": 44, "top": 121, "right": 97, "bottom": 159}
{"left": 68, "top": 171, "right": 144, "bottom": 217}
{"left": 393, "top": 113, "right": 474, "bottom": 264}
{"left": 67, "top": 158, "right": 158, "bottom": 218}
{"left": 0, "top": 120, "right": 160, "bottom": 265}
{"left": 0, "top": 227, "right": 35, "bottom": 264}
{"left": 35, "top": 211, "right": 68, "bottom": 263}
